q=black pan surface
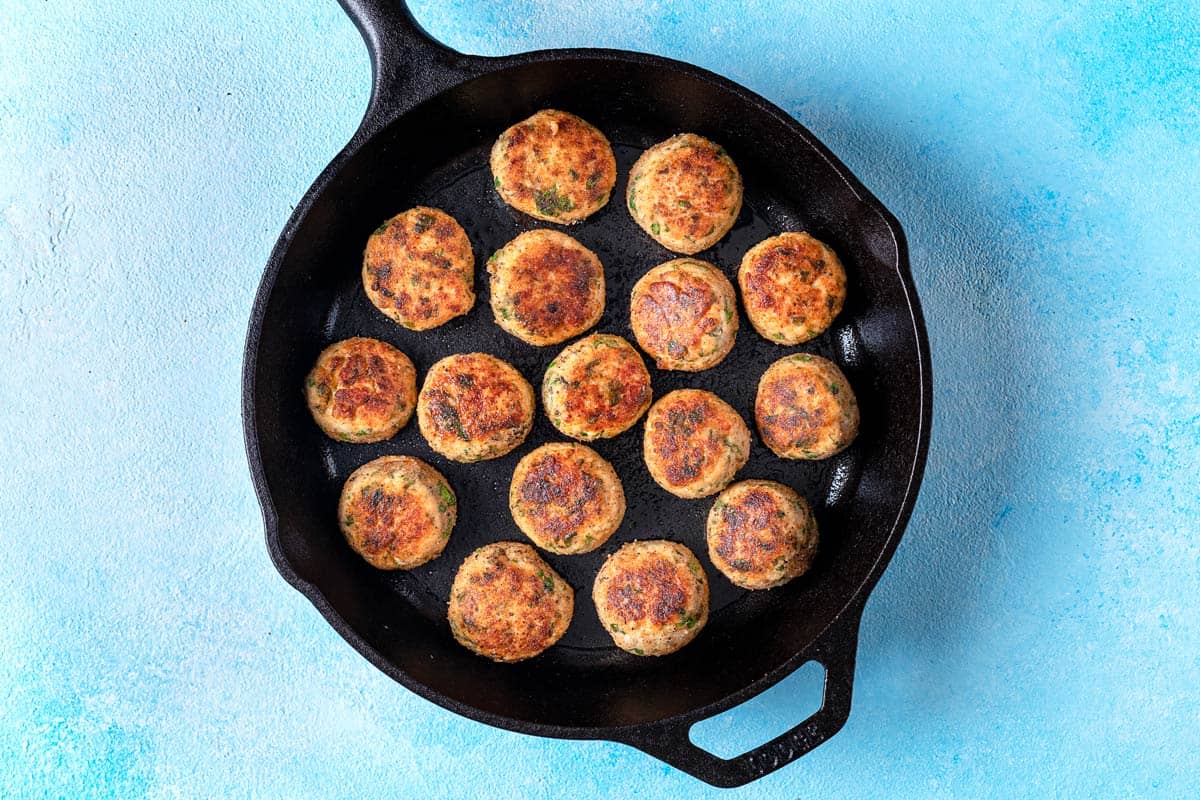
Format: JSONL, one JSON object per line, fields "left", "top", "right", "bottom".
{"left": 243, "top": 0, "right": 931, "bottom": 787}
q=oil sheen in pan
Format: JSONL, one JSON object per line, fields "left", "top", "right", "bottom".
{"left": 315, "top": 141, "right": 869, "bottom": 661}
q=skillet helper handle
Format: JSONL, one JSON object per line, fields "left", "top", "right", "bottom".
{"left": 338, "top": 0, "right": 488, "bottom": 137}
{"left": 623, "top": 606, "right": 863, "bottom": 788}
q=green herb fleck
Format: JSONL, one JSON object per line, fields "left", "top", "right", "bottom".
{"left": 569, "top": 168, "right": 579, "bottom": 180}
{"left": 533, "top": 185, "right": 574, "bottom": 217}
{"left": 829, "top": 382, "right": 840, "bottom": 395}
{"left": 650, "top": 222, "right": 661, "bottom": 235}
{"left": 586, "top": 173, "right": 601, "bottom": 189}
{"left": 537, "top": 569, "right": 555, "bottom": 593}
{"left": 306, "top": 377, "right": 316, "bottom": 388}
{"left": 632, "top": 648, "right": 645, "bottom": 656}
{"left": 343, "top": 515, "right": 354, "bottom": 526}
{"left": 677, "top": 199, "right": 691, "bottom": 208}
{"left": 493, "top": 175, "right": 501, "bottom": 189}
{"left": 793, "top": 353, "right": 814, "bottom": 362}
{"left": 610, "top": 623, "right": 622, "bottom": 632}
{"left": 438, "top": 482, "right": 456, "bottom": 508}
{"left": 373, "top": 220, "right": 390, "bottom": 235}
{"left": 413, "top": 212, "right": 436, "bottom": 233}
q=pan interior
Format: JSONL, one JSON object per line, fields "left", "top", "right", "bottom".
{"left": 251, "top": 58, "right": 923, "bottom": 729}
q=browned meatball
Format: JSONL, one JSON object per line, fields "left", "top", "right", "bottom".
{"left": 643, "top": 389, "right": 751, "bottom": 499}
{"left": 542, "top": 334, "right": 652, "bottom": 440}
{"left": 509, "top": 443, "right": 625, "bottom": 554}
{"left": 448, "top": 542, "right": 574, "bottom": 662}
{"left": 304, "top": 337, "right": 416, "bottom": 443}
{"left": 706, "top": 480, "right": 818, "bottom": 590}
{"left": 417, "top": 353, "right": 535, "bottom": 462}
{"left": 488, "top": 230, "right": 605, "bottom": 346}
{"left": 338, "top": 455, "right": 456, "bottom": 570}
{"left": 363, "top": 206, "right": 475, "bottom": 330}
{"left": 626, "top": 133, "right": 743, "bottom": 254}
{"left": 739, "top": 232, "right": 847, "bottom": 345}
{"left": 755, "top": 354, "right": 859, "bottom": 459}
{"left": 593, "top": 540, "right": 708, "bottom": 656}
{"left": 490, "top": 109, "right": 617, "bottom": 224}
{"left": 629, "top": 258, "right": 738, "bottom": 371}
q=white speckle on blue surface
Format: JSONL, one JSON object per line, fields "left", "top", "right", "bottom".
{"left": 1, "top": 0, "right": 1198, "bottom": 797}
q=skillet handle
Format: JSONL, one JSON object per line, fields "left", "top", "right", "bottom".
{"left": 338, "top": 0, "right": 493, "bottom": 138}
{"left": 619, "top": 605, "right": 863, "bottom": 788}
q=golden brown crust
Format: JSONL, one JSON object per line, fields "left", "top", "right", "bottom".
{"left": 755, "top": 354, "right": 859, "bottom": 459}
{"left": 642, "top": 389, "right": 750, "bottom": 499}
{"left": 338, "top": 455, "right": 456, "bottom": 570}
{"left": 629, "top": 259, "right": 738, "bottom": 371}
{"left": 490, "top": 109, "right": 617, "bottom": 224}
{"left": 416, "top": 353, "right": 535, "bottom": 462}
{"left": 626, "top": 133, "right": 742, "bottom": 254}
{"left": 509, "top": 443, "right": 624, "bottom": 554}
{"left": 739, "top": 232, "right": 847, "bottom": 345}
{"left": 305, "top": 337, "right": 416, "bottom": 443}
{"left": 488, "top": 230, "right": 605, "bottom": 346}
{"left": 448, "top": 542, "right": 574, "bottom": 662}
{"left": 593, "top": 540, "right": 708, "bottom": 656}
{"left": 706, "top": 480, "right": 818, "bottom": 590}
{"left": 542, "top": 334, "right": 652, "bottom": 440}
{"left": 362, "top": 207, "right": 475, "bottom": 330}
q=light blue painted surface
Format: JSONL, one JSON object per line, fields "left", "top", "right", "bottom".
{"left": 1, "top": 0, "right": 1197, "bottom": 796}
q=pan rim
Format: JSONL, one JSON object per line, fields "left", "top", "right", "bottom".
{"left": 242, "top": 45, "right": 932, "bottom": 740}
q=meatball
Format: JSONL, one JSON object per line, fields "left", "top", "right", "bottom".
{"left": 362, "top": 207, "right": 475, "bottom": 330}
{"left": 643, "top": 389, "right": 750, "bottom": 499}
{"left": 542, "top": 334, "right": 652, "bottom": 440}
{"left": 629, "top": 258, "right": 738, "bottom": 371}
{"left": 338, "top": 455, "right": 456, "bottom": 569}
{"left": 739, "top": 232, "right": 848, "bottom": 345}
{"left": 593, "top": 540, "right": 708, "bottom": 656}
{"left": 304, "top": 337, "right": 416, "bottom": 443}
{"left": 488, "top": 230, "right": 605, "bottom": 346}
{"left": 448, "top": 542, "right": 574, "bottom": 662}
{"left": 490, "top": 109, "right": 617, "bottom": 224}
{"left": 417, "top": 353, "right": 535, "bottom": 462}
{"left": 706, "top": 480, "right": 818, "bottom": 590}
{"left": 509, "top": 443, "right": 625, "bottom": 555}
{"left": 626, "top": 133, "right": 743, "bottom": 254}
{"left": 755, "top": 354, "right": 859, "bottom": 459}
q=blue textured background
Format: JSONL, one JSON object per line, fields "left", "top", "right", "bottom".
{"left": 2, "top": 0, "right": 1198, "bottom": 796}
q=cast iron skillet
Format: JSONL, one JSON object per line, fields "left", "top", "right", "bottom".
{"left": 242, "top": 0, "right": 931, "bottom": 787}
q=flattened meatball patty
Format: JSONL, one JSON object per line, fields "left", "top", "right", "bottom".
{"left": 739, "top": 232, "right": 847, "bottom": 345}
{"left": 305, "top": 337, "right": 416, "bottom": 443}
{"left": 490, "top": 109, "right": 617, "bottom": 224}
{"left": 542, "top": 334, "right": 652, "bottom": 440}
{"left": 338, "top": 455, "right": 456, "bottom": 569}
{"left": 448, "top": 542, "right": 574, "bottom": 662}
{"left": 707, "top": 480, "right": 818, "bottom": 590}
{"left": 629, "top": 258, "right": 738, "bottom": 371}
{"left": 509, "top": 443, "right": 624, "bottom": 555}
{"left": 643, "top": 389, "right": 750, "bottom": 499}
{"left": 755, "top": 354, "right": 859, "bottom": 459}
{"left": 417, "top": 353, "right": 535, "bottom": 462}
{"left": 488, "top": 230, "right": 605, "bottom": 346}
{"left": 363, "top": 207, "right": 475, "bottom": 330}
{"left": 627, "top": 133, "right": 742, "bottom": 254}
{"left": 593, "top": 540, "right": 708, "bottom": 656}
